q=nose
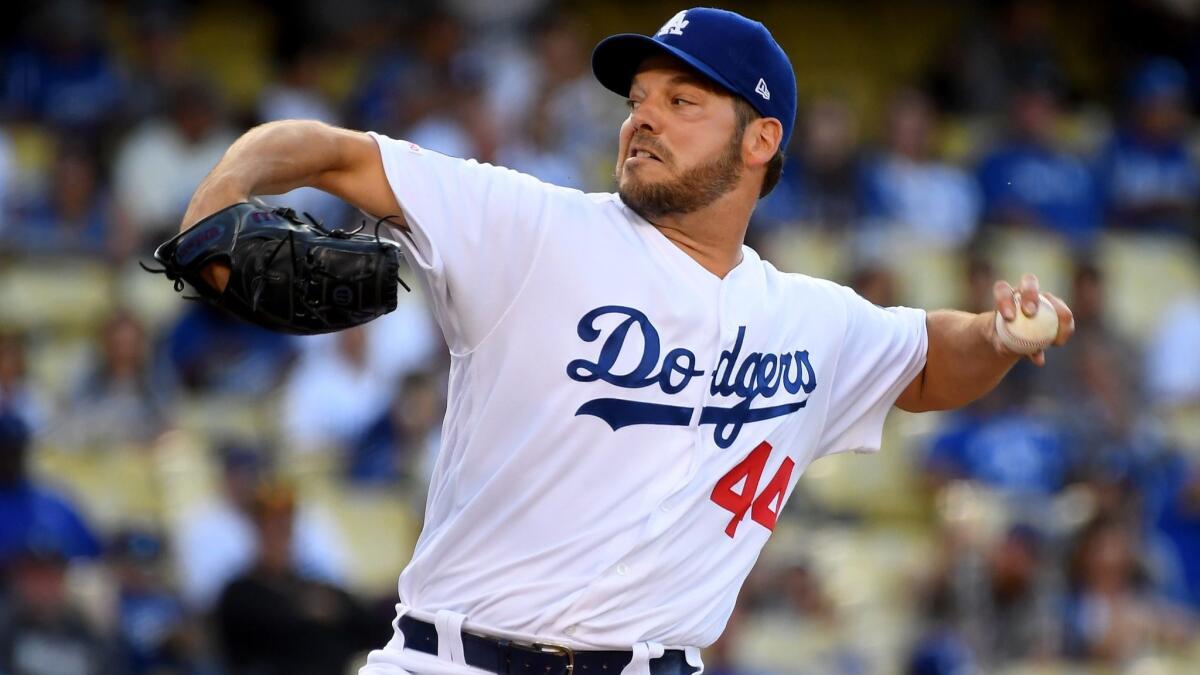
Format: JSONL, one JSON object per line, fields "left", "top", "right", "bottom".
{"left": 629, "top": 98, "right": 662, "bottom": 135}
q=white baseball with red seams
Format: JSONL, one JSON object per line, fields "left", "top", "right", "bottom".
{"left": 356, "top": 133, "right": 929, "bottom": 675}
{"left": 995, "top": 294, "right": 1059, "bottom": 355}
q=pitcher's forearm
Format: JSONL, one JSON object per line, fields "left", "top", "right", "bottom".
{"left": 897, "top": 276, "right": 1075, "bottom": 412}
{"left": 919, "top": 309, "right": 1019, "bottom": 409}
{"left": 181, "top": 120, "right": 347, "bottom": 230}
{"left": 174, "top": 121, "right": 400, "bottom": 293}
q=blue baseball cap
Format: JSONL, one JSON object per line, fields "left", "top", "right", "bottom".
{"left": 592, "top": 7, "right": 798, "bottom": 149}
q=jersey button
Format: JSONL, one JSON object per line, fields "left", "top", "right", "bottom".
{"left": 616, "top": 564, "right": 629, "bottom": 576}
{"left": 564, "top": 625, "right": 577, "bottom": 636}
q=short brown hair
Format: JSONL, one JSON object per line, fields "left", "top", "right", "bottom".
{"left": 733, "top": 97, "right": 785, "bottom": 198}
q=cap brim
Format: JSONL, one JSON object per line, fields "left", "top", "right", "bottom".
{"left": 592, "top": 33, "right": 741, "bottom": 100}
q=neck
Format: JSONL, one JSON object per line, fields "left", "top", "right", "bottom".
{"left": 642, "top": 192, "right": 754, "bottom": 278}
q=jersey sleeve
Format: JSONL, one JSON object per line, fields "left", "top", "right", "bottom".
{"left": 816, "top": 285, "right": 928, "bottom": 457}
{"left": 368, "top": 132, "right": 557, "bottom": 354}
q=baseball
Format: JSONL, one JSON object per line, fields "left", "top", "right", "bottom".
{"left": 995, "top": 293, "right": 1059, "bottom": 355}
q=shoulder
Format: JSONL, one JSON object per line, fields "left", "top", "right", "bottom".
{"left": 372, "top": 132, "right": 615, "bottom": 205}
{"left": 754, "top": 254, "right": 848, "bottom": 295}
{"left": 751, "top": 255, "right": 858, "bottom": 313}
{"left": 582, "top": 191, "right": 638, "bottom": 216}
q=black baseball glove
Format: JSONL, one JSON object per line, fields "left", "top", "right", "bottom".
{"left": 143, "top": 202, "right": 408, "bottom": 335}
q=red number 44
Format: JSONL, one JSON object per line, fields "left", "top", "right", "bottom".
{"left": 710, "top": 441, "right": 795, "bottom": 538}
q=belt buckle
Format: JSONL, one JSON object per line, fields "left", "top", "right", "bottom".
{"left": 532, "top": 641, "right": 574, "bottom": 674}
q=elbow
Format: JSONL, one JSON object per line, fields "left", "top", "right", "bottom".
{"left": 894, "top": 371, "right": 963, "bottom": 413}
{"left": 897, "top": 395, "right": 957, "bottom": 414}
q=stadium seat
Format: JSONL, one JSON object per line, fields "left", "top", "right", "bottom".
{"left": 1163, "top": 404, "right": 1200, "bottom": 458}
{"left": 1098, "top": 232, "right": 1200, "bottom": 343}
{"left": 759, "top": 228, "right": 851, "bottom": 282}
{"left": 885, "top": 235, "right": 967, "bottom": 309}
{"left": 154, "top": 430, "right": 224, "bottom": 523}
{"left": 25, "top": 334, "right": 93, "bottom": 401}
{"left": 4, "top": 124, "right": 55, "bottom": 202}
{"left": 777, "top": 524, "right": 934, "bottom": 668}
{"left": 171, "top": 393, "right": 280, "bottom": 443}
{"left": 31, "top": 444, "right": 164, "bottom": 530}
{"left": 179, "top": 5, "right": 274, "bottom": 109}
{"left": 800, "top": 411, "right": 938, "bottom": 520}
{"left": 0, "top": 259, "right": 116, "bottom": 332}
{"left": 987, "top": 229, "right": 1074, "bottom": 304}
{"left": 303, "top": 482, "right": 421, "bottom": 596}
{"left": 114, "top": 261, "right": 188, "bottom": 334}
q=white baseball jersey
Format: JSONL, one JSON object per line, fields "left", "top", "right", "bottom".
{"left": 369, "top": 133, "right": 928, "bottom": 650}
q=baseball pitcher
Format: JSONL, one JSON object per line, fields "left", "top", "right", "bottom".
{"left": 159, "top": 8, "right": 1075, "bottom": 675}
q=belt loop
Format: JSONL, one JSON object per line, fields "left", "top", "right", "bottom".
{"left": 434, "top": 609, "right": 468, "bottom": 665}
{"left": 386, "top": 604, "right": 412, "bottom": 651}
{"left": 619, "top": 642, "right": 664, "bottom": 675}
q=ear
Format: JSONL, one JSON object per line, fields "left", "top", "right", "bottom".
{"left": 743, "top": 117, "right": 783, "bottom": 168}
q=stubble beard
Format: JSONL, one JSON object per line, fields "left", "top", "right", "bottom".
{"left": 618, "top": 132, "right": 743, "bottom": 222}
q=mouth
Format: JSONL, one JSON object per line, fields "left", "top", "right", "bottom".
{"left": 627, "top": 144, "right": 663, "bottom": 163}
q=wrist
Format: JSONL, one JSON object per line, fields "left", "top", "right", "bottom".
{"left": 181, "top": 180, "right": 249, "bottom": 231}
{"left": 983, "top": 310, "right": 1022, "bottom": 361}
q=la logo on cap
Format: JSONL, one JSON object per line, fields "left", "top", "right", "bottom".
{"left": 657, "top": 10, "right": 689, "bottom": 37}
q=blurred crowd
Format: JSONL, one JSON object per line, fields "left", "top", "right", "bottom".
{"left": 0, "top": 0, "right": 1199, "bottom": 674}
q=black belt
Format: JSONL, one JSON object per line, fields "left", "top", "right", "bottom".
{"left": 399, "top": 615, "right": 697, "bottom": 675}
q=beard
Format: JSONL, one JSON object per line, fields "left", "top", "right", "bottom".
{"left": 618, "top": 131, "right": 743, "bottom": 222}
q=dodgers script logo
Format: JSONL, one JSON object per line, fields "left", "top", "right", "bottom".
{"left": 567, "top": 305, "right": 817, "bottom": 448}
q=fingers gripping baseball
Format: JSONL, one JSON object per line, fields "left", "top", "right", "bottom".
{"left": 991, "top": 274, "right": 1075, "bottom": 365}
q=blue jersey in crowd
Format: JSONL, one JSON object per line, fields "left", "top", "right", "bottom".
{"left": 1095, "top": 130, "right": 1199, "bottom": 233}
{"left": 977, "top": 142, "right": 1101, "bottom": 243}
{"left": 0, "top": 480, "right": 101, "bottom": 563}
{"left": 925, "top": 409, "right": 1072, "bottom": 496}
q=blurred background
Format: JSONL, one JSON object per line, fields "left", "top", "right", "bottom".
{"left": 0, "top": 0, "right": 1198, "bottom": 673}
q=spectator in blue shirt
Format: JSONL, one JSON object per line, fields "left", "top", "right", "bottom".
{"left": 348, "top": 371, "right": 444, "bottom": 487}
{"left": 925, "top": 406, "right": 1073, "bottom": 497}
{"left": 860, "top": 88, "right": 981, "bottom": 249}
{"left": 108, "top": 528, "right": 205, "bottom": 675}
{"left": 0, "top": 412, "right": 101, "bottom": 567}
{"left": 1095, "top": 57, "right": 1199, "bottom": 235}
{"left": 0, "top": 541, "right": 116, "bottom": 675}
{"left": 5, "top": 142, "right": 132, "bottom": 260}
{"left": 0, "top": 1, "right": 125, "bottom": 131}
{"left": 752, "top": 94, "right": 865, "bottom": 234}
{"left": 923, "top": 373, "right": 1075, "bottom": 498}
{"left": 1145, "top": 454, "right": 1200, "bottom": 612}
{"left": 164, "top": 303, "right": 296, "bottom": 397}
{"left": 1062, "top": 516, "right": 1196, "bottom": 662}
{"left": 977, "top": 73, "right": 1101, "bottom": 244}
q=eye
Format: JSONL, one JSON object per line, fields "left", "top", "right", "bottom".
{"left": 625, "top": 99, "right": 640, "bottom": 111}
{"left": 672, "top": 97, "right": 694, "bottom": 107}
